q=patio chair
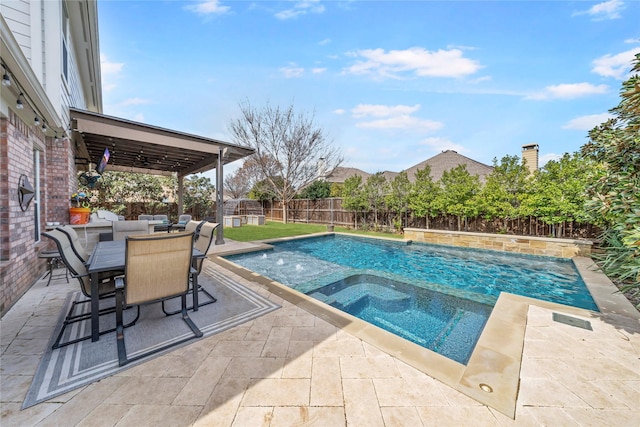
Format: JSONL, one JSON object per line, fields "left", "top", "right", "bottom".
{"left": 57, "top": 225, "right": 124, "bottom": 278}
{"left": 42, "top": 230, "right": 137, "bottom": 349}
{"left": 113, "top": 220, "right": 149, "bottom": 240}
{"left": 115, "top": 232, "right": 202, "bottom": 366}
{"left": 138, "top": 214, "right": 154, "bottom": 220}
{"left": 171, "top": 214, "right": 192, "bottom": 232}
{"left": 183, "top": 219, "right": 206, "bottom": 241}
{"left": 38, "top": 249, "right": 69, "bottom": 286}
{"left": 162, "top": 222, "right": 218, "bottom": 315}
{"left": 56, "top": 225, "right": 89, "bottom": 262}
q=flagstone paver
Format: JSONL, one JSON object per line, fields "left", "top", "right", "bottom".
{"left": 1, "top": 239, "right": 639, "bottom": 426}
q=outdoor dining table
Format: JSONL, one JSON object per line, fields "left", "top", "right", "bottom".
{"left": 86, "top": 239, "right": 206, "bottom": 342}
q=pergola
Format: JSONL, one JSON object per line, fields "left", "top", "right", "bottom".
{"left": 69, "top": 108, "right": 254, "bottom": 244}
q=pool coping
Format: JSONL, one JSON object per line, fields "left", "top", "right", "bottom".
{"left": 210, "top": 232, "right": 639, "bottom": 419}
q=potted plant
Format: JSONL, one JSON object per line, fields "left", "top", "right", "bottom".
{"left": 69, "top": 192, "right": 91, "bottom": 224}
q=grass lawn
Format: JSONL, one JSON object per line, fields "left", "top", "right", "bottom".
{"left": 222, "top": 221, "right": 403, "bottom": 242}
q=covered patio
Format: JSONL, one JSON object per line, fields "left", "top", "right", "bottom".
{"left": 69, "top": 107, "right": 255, "bottom": 243}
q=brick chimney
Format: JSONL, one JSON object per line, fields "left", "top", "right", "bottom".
{"left": 522, "top": 144, "right": 539, "bottom": 175}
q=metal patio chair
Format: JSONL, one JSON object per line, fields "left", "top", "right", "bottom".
{"left": 113, "top": 220, "right": 149, "bottom": 240}
{"left": 162, "top": 221, "right": 219, "bottom": 315}
{"left": 42, "top": 230, "right": 137, "bottom": 349}
{"left": 115, "top": 232, "right": 202, "bottom": 366}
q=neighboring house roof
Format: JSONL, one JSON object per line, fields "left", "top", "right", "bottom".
{"left": 380, "top": 171, "right": 399, "bottom": 182}
{"left": 324, "top": 167, "right": 371, "bottom": 184}
{"left": 324, "top": 151, "right": 493, "bottom": 185}
{"left": 403, "top": 150, "right": 494, "bottom": 183}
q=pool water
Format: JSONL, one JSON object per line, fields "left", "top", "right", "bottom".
{"left": 224, "top": 234, "right": 598, "bottom": 364}
{"left": 310, "top": 274, "right": 492, "bottom": 364}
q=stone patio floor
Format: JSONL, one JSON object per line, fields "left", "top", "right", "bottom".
{"left": 1, "top": 239, "right": 639, "bottom": 426}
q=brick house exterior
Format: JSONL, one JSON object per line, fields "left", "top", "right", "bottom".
{"left": 1, "top": 1, "right": 100, "bottom": 316}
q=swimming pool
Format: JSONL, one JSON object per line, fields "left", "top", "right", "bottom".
{"left": 224, "top": 234, "right": 598, "bottom": 363}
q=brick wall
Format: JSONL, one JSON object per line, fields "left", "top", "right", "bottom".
{"left": 404, "top": 228, "right": 593, "bottom": 258}
{"left": 45, "top": 135, "right": 72, "bottom": 224}
{"left": 0, "top": 111, "right": 52, "bottom": 316}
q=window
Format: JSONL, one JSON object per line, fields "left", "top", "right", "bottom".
{"left": 61, "top": 1, "right": 69, "bottom": 82}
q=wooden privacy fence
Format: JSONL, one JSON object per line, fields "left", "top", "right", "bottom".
{"left": 99, "top": 199, "right": 598, "bottom": 240}
{"left": 260, "top": 198, "right": 599, "bottom": 240}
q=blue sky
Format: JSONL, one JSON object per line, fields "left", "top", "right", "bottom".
{"left": 98, "top": 0, "right": 640, "bottom": 178}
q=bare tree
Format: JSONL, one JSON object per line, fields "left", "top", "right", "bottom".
{"left": 224, "top": 155, "right": 278, "bottom": 199}
{"left": 229, "top": 100, "right": 343, "bottom": 222}
{"left": 224, "top": 168, "right": 251, "bottom": 199}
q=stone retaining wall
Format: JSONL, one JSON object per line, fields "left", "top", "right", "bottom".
{"left": 404, "top": 228, "right": 592, "bottom": 258}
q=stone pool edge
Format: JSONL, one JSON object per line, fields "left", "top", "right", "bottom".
{"left": 209, "top": 234, "right": 638, "bottom": 419}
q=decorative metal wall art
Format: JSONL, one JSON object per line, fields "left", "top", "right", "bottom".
{"left": 18, "top": 174, "right": 35, "bottom": 211}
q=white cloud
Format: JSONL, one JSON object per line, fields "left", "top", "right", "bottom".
{"left": 275, "top": 0, "right": 325, "bottom": 20}
{"left": 420, "top": 137, "right": 467, "bottom": 153}
{"left": 357, "top": 115, "right": 443, "bottom": 132}
{"left": 344, "top": 47, "right": 481, "bottom": 79}
{"left": 351, "top": 104, "right": 421, "bottom": 118}
{"left": 592, "top": 47, "right": 640, "bottom": 79}
{"left": 333, "top": 109, "right": 346, "bottom": 115}
{"left": 311, "top": 67, "right": 327, "bottom": 74}
{"left": 318, "top": 38, "right": 332, "bottom": 46}
{"left": 526, "top": 83, "right": 609, "bottom": 100}
{"left": 563, "top": 113, "right": 614, "bottom": 130}
{"left": 572, "top": 0, "right": 624, "bottom": 21}
{"left": 100, "top": 54, "right": 124, "bottom": 75}
{"left": 539, "top": 153, "right": 562, "bottom": 167}
{"left": 280, "top": 64, "right": 305, "bottom": 78}
{"left": 100, "top": 54, "right": 124, "bottom": 92}
{"left": 185, "top": 0, "right": 230, "bottom": 15}
{"left": 351, "top": 103, "right": 442, "bottom": 132}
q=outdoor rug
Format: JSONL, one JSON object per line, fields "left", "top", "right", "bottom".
{"left": 23, "top": 266, "right": 280, "bottom": 409}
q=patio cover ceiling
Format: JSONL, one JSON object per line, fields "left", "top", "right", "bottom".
{"left": 70, "top": 108, "right": 254, "bottom": 177}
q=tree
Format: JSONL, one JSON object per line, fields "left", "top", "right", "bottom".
{"left": 435, "top": 165, "right": 481, "bottom": 231}
{"left": 298, "top": 180, "right": 332, "bottom": 200}
{"left": 477, "top": 155, "right": 531, "bottom": 228}
{"left": 224, "top": 168, "right": 252, "bottom": 199}
{"left": 249, "top": 177, "right": 283, "bottom": 201}
{"left": 581, "top": 53, "right": 640, "bottom": 297}
{"left": 386, "top": 171, "right": 411, "bottom": 232}
{"left": 88, "top": 171, "right": 175, "bottom": 215}
{"left": 228, "top": 100, "right": 343, "bottom": 222}
{"left": 364, "top": 172, "right": 389, "bottom": 230}
{"left": 183, "top": 175, "right": 216, "bottom": 219}
{"left": 342, "top": 175, "right": 368, "bottom": 228}
{"left": 520, "top": 153, "right": 592, "bottom": 237}
{"left": 330, "top": 182, "right": 342, "bottom": 197}
{"left": 408, "top": 165, "right": 440, "bottom": 229}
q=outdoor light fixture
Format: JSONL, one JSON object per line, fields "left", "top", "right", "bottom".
{"left": 2, "top": 71, "right": 10, "bottom": 86}
{"left": 16, "top": 93, "right": 24, "bottom": 109}
{"left": 54, "top": 133, "right": 59, "bottom": 143}
{"left": 34, "top": 116, "right": 40, "bottom": 126}
{"left": 42, "top": 122, "right": 47, "bottom": 132}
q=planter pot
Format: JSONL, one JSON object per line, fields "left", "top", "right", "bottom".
{"left": 69, "top": 207, "right": 91, "bottom": 225}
